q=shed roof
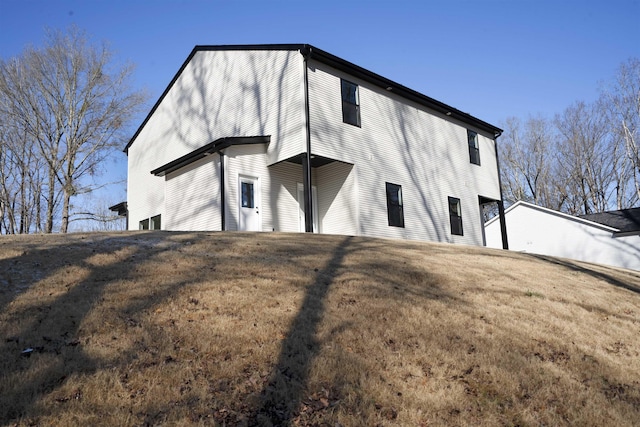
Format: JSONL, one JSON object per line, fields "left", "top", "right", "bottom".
{"left": 580, "top": 208, "right": 640, "bottom": 234}
{"left": 485, "top": 201, "right": 619, "bottom": 233}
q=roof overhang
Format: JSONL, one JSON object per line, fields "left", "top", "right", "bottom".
{"left": 283, "top": 153, "right": 348, "bottom": 168}
{"left": 299, "top": 45, "right": 503, "bottom": 138}
{"left": 151, "top": 135, "right": 270, "bottom": 177}
{"left": 125, "top": 44, "right": 503, "bottom": 153}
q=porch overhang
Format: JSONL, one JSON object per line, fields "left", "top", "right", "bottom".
{"left": 151, "top": 135, "right": 271, "bottom": 177}
{"left": 276, "top": 153, "right": 353, "bottom": 168}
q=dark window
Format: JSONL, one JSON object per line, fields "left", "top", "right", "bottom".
{"left": 386, "top": 182, "right": 404, "bottom": 227}
{"left": 150, "top": 214, "right": 161, "bottom": 230}
{"left": 139, "top": 219, "right": 149, "bottom": 230}
{"left": 468, "top": 129, "right": 480, "bottom": 165}
{"left": 448, "top": 197, "right": 463, "bottom": 236}
{"left": 241, "top": 182, "right": 254, "bottom": 208}
{"left": 341, "top": 79, "right": 361, "bottom": 127}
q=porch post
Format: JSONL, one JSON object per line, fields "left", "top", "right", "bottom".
{"left": 220, "top": 152, "right": 226, "bottom": 231}
{"left": 494, "top": 132, "right": 509, "bottom": 250}
{"left": 497, "top": 200, "right": 508, "bottom": 250}
{"left": 302, "top": 46, "right": 314, "bottom": 233}
{"left": 302, "top": 155, "right": 314, "bottom": 233}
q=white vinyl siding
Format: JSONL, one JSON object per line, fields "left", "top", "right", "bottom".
{"left": 127, "top": 49, "right": 305, "bottom": 230}
{"left": 315, "top": 162, "right": 357, "bottom": 236}
{"left": 165, "top": 155, "right": 221, "bottom": 231}
{"left": 306, "top": 60, "right": 500, "bottom": 245}
{"left": 268, "top": 161, "right": 306, "bottom": 232}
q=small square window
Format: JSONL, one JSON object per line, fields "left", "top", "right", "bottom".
{"left": 468, "top": 130, "right": 480, "bottom": 165}
{"left": 150, "top": 214, "right": 161, "bottom": 230}
{"left": 448, "top": 197, "right": 463, "bottom": 236}
{"left": 386, "top": 182, "right": 404, "bottom": 227}
{"left": 139, "top": 218, "right": 149, "bottom": 230}
{"left": 341, "top": 79, "right": 361, "bottom": 127}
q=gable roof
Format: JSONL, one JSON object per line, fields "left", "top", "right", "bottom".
{"left": 125, "top": 44, "right": 503, "bottom": 153}
{"left": 580, "top": 208, "right": 640, "bottom": 234}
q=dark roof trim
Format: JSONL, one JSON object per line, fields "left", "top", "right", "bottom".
{"left": 126, "top": 44, "right": 502, "bottom": 153}
{"left": 150, "top": 135, "right": 270, "bottom": 177}
{"left": 299, "top": 45, "right": 502, "bottom": 138}
{"left": 580, "top": 207, "right": 640, "bottom": 233}
{"left": 108, "top": 201, "right": 128, "bottom": 216}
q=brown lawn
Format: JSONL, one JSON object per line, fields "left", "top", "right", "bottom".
{"left": 1, "top": 231, "right": 639, "bottom": 426}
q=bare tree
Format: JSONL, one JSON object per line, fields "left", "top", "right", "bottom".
{"left": 0, "top": 26, "right": 146, "bottom": 233}
{"left": 554, "top": 101, "right": 613, "bottom": 215}
{"left": 601, "top": 57, "right": 640, "bottom": 207}
{"left": 499, "top": 116, "right": 563, "bottom": 209}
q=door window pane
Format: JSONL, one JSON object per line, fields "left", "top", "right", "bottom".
{"left": 241, "top": 182, "right": 254, "bottom": 208}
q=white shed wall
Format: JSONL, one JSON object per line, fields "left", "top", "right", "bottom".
{"left": 485, "top": 203, "right": 640, "bottom": 271}
{"left": 127, "top": 49, "right": 306, "bottom": 230}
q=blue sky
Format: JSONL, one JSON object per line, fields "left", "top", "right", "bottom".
{"left": 1, "top": 0, "right": 639, "bottom": 227}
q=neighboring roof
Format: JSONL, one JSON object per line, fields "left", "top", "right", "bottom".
{"left": 484, "top": 201, "right": 619, "bottom": 233}
{"left": 580, "top": 208, "right": 640, "bottom": 234}
{"left": 125, "top": 44, "right": 503, "bottom": 153}
{"left": 108, "top": 202, "right": 128, "bottom": 216}
{"left": 150, "top": 135, "right": 270, "bottom": 177}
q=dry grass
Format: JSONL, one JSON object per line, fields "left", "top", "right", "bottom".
{"left": 1, "top": 231, "right": 639, "bottom": 426}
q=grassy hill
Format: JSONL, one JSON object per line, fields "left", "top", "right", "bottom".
{"left": 1, "top": 231, "right": 639, "bottom": 426}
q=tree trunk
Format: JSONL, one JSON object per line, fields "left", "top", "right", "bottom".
{"left": 45, "top": 168, "right": 55, "bottom": 233}
{"left": 61, "top": 185, "right": 70, "bottom": 233}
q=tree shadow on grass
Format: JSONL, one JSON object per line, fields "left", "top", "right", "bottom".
{"left": 248, "top": 236, "right": 353, "bottom": 425}
{"left": 0, "top": 232, "right": 207, "bottom": 423}
{"left": 528, "top": 254, "right": 640, "bottom": 295}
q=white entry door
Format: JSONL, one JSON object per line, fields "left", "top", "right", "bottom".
{"left": 239, "top": 176, "right": 260, "bottom": 231}
{"left": 297, "top": 183, "right": 318, "bottom": 233}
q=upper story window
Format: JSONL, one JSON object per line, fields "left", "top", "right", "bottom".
{"left": 468, "top": 130, "right": 480, "bottom": 165}
{"left": 386, "top": 182, "right": 404, "bottom": 227}
{"left": 448, "top": 197, "right": 463, "bottom": 236}
{"left": 341, "top": 79, "right": 361, "bottom": 127}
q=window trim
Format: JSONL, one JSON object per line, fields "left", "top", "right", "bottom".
{"left": 448, "top": 196, "right": 463, "bottom": 236}
{"left": 468, "top": 129, "right": 480, "bottom": 165}
{"left": 386, "top": 182, "right": 405, "bottom": 228}
{"left": 341, "top": 79, "right": 361, "bottom": 127}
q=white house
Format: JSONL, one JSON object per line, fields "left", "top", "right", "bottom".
{"left": 124, "top": 44, "right": 508, "bottom": 247}
{"left": 484, "top": 201, "right": 640, "bottom": 271}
